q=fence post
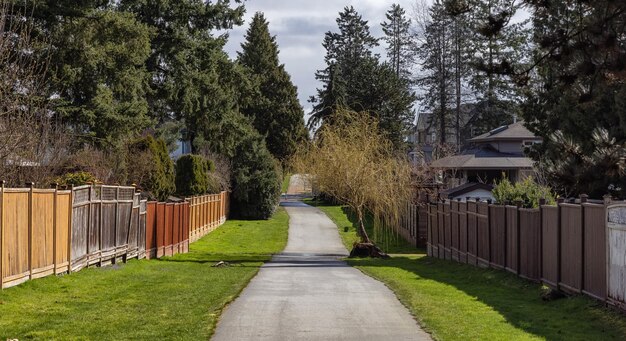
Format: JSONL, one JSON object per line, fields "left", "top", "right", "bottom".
{"left": 27, "top": 182, "right": 34, "bottom": 279}
{"left": 556, "top": 196, "right": 564, "bottom": 291}
{"left": 68, "top": 185, "right": 73, "bottom": 273}
{"left": 0, "top": 180, "right": 4, "bottom": 288}
{"left": 515, "top": 199, "right": 523, "bottom": 275}
{"left": 51, "top": 183, "right": 58, "bottom": 275}
{"left": 539, "top": 198, "right": 546, "bottom": 281}
{"left": 487, "top": 199, "right": 492, "bottom": 265}
{"left": 580, "top": 194, "right": 588, "bottom": 292}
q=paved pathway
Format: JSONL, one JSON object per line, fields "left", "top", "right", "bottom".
{"left": 212, "top": 177, "right": 431, "bottom": 341}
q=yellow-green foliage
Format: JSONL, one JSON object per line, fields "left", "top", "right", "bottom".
{"left": 492, "top": 176, "right": 555, "bottom": 208}
{"left": 56, "top": 171, "right": 98, "bottom": 187}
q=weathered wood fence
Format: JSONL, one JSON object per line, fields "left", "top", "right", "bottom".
{"left": 426, "top": 197, "right": 626, "bottom": 308}
{"left": 1, "top": 183, "right": 230, "bottom": 289}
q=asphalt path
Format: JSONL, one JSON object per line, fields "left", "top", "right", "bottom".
{"left": 212, "top": 177, "right": 431, "bottom": 341}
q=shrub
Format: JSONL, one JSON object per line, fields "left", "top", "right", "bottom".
{"left": 175, "top": 154, "right": 219, "bottom": 196}
{"left": 56, "top": 171, "right": 98, "bottom": 187}
{"left": 493, "top": 176, "right": 556, "bottom": 208}
{"left": 127, "top": 135, "right": 175, "bottom": 201}
{"left": 230, "top": 131, "right": 281, "bottom": 219}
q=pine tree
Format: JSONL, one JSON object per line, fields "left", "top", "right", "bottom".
{"left": 518, "top": 1, "right": 626, "bottom": 198}
{"left": 310, "top": 6, "right": 415, "bottom": 151}
{"left": 466, "top": 0, "right": 530, "bottom": 133}
{"left": 238, "top": 13, "right": 308, "bottom": 163}
{"left": 382, "top": 4, "right": 414, "bottom": 79}
{"left": 416, "top": 0, "right": 456, "bottom": 145}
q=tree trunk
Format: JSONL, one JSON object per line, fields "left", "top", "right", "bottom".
{"left": 356, "top": 207, "right": 371, "bottom": 243}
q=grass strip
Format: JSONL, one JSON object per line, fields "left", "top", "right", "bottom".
{"left": 313, "top": 201, "right": 626, "bottom": 340}
{"left": 0, "top": 208, "right": 289, "bottom": 340}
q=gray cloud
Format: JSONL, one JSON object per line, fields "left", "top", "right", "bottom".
{"left": 223, "top": 0, "right": 420, "bottom": 118}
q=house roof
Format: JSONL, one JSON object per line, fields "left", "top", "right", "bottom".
{"left": 468, "top": 121, "right": 541, "bottom": 143}
{"left": 430, "top": 154, "right": 534, "bottom": 170}
{"left": 441, "top": 182, "right": 494, "bottom": 198}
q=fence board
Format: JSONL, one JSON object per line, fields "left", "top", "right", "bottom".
{"left": 476, "top": 202, "right": 490, "bottom": 268}
{"left": 541, "top": 206, "right": 559, "bottom": 288}
{"left": 560, "top": 204, "right": 583, "bottom": 293}
{"left": 583, "top": 204, "right": 606, "bottom": 300}
{"left": 519, "top": 209, "right": 541, "bottom": 281}
{"left": 444, "top": 202, "right": 451, "bottom": 260}
{"left": 450, "top": 201, "right": 459, "bottom": 261}
{"left": 489, "top": 205, "right": 506, "bottom": 269}
{"left": 458, "top": 202, "right": 468, "bottom": 263}
{"left": 467, "top": 201, "right": 477, "bottom": 265}
{"left": 505, "top": 206, "right": 519, "bottom": 274}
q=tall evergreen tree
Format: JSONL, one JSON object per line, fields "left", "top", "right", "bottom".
{"left": 19, "top": 2, "right": 153, "bottom": 145}
{"left": 416, "top": 0, "right": 456, "bottom": 145}
{"left": 119, "top": 0, "right": 245, "bottom": 150}
{"left": 517, "top": 1, "right": 626, "bottom": 198}
{"left": 466, "top": 0, "right": 530, "bottom": 133}
{"left": 382, "top": 4, "right": 414, "bottom": 79}
{"left": 238, "top": 13, "right": 308, "bottom": 163}
{"left": 310, "top": 6, "right": 415, "bottom": 151}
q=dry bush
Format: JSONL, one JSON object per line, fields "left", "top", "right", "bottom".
{"left": 292, "top": 110, "right": 414, "bottom": 255}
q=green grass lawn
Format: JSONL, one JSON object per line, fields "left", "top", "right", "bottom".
{"left": 312, "top": 200, "right": 626, "bottom": 341}
{"left": 0, "top": 208, "right": 289, "bottom": 340}
{"left": 281, "top": 173, "right": 291, "bottom": 193}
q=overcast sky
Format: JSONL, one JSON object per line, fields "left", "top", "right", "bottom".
{"left": 223, "top": 0, "right": 419, "bottom": 117}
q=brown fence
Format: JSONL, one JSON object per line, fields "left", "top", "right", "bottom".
{"left": 145, "top": 202, "right": 189, "bottom": 259}
{"left": 395, "top": 203, "right": 428, "bottom": 247}
{"left": 427, "top": 197, "right": 615, "bottom": 306}
{"left": 1, "top": 184, "right": 72, "bottom": 288}
{"left": 188, "top": 192, "right": 229, "bottom": 243}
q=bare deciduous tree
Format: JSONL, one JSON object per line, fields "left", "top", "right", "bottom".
{"left": 0, "top": 1, "right": 69, "bottom": 186}
{"left": 292, "top": 110, "right": 415, "bottom": 257}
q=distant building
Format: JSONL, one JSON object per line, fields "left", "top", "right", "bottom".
{"left": 430, "top": 121, "right": 541, "bottom": 188}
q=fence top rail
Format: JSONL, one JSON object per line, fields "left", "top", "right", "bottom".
{"left": 519, "top": 207, "right": 540, "bottom": 213}
{"left": 560, "top": 203, "right": 582, "bottom": 209}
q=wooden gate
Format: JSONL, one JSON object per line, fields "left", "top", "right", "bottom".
{"left": 607, "top": 203, "right": 626, "bottom": 309}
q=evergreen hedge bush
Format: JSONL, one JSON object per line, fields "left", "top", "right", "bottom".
{"left": 175, "top": 154, "right": 219, "bottom": 196}
{"left": 230, "top": 130, "right": 281, "bottom": 219}
{"left": 492, "top": 176, "right": 555, "bottom": 208}
{"left": 127, "top": 135, "right": 175, "bottom": 201}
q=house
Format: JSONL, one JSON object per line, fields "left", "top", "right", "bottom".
{"left": 440, "top": 182, "right": 495, "bottom": 202}
{"left": 430, "top": 121, "right": 541, "bottom": 188}
{"left": 412, "top": 104, "right": 477, "bottom": 165}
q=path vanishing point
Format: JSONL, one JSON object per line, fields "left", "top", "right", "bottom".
{"left": 212, "top": 175, "right": 431, "bottom": 340}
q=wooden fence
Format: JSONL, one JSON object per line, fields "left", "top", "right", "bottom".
{"left": 188, "top": 192, "right": 229, "bottom": 243}
{"left": 71, "top": 185, "right": 147, "bottom": 271}
{"left": 0, "top": 183, "right": 230, "bottom": 289}
{"left": 1, "top": 184, "right": 72, "bottom": 288}
{"left": 426, "top": 197, "right": 620, "bottom": 307}
{"left": 145, "top": 202, "right": 189, "bottom": 259}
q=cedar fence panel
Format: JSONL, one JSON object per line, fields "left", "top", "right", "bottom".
{"left": 188, "top": 192, "right": 230, "bottom": 243}
{"left": 1, "top": 186, "right": 72, "bottom": 289}
{"left": 437, "top": 202, "right": 444, "bottom": 259}
{"left": 489, "top": 205, "right": 506, "bottom": 269}
{"left": 541, "top": 205, "right": 559, "bottom": 288}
